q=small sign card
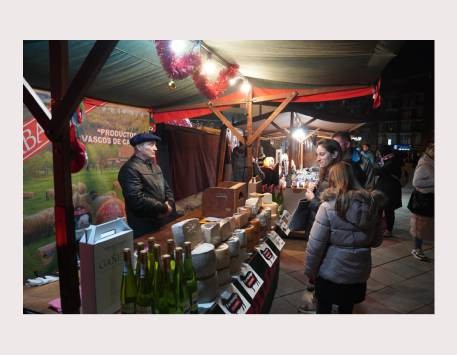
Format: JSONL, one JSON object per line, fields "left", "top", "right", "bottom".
{"left": 277, "top": 210, "right": 291, "bottom": 236}
{"left": 217, "top": 283, "right": 251, "bottom": 314}
{"left": 267, "top": 231, "right": 285, "bottom": 251}
{"left": 256, "top": 242, "right": 277, "bottom": 267}
{"left": 234, "top": 263, "right": 264, "bottom": 299}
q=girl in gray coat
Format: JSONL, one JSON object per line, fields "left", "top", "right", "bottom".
{"left": 305, "top": 161, "right": 385, "bottom": 314}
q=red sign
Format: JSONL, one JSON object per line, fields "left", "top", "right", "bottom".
{"left": 23, "top": 118, "right": 50, "bottom": 161}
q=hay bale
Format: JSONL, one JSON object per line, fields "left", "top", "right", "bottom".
{"left": 45, "top": 189, "right": 54, "bottom": 200}
{"left": 23, "top": 208, "right": 55, "bottom": 243}
{"left": 23, "top": 191, "right": 35, "bottom": 199}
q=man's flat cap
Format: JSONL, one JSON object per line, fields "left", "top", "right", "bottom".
{"left": 129, "top": 132, "right": 162, "bottom": 146}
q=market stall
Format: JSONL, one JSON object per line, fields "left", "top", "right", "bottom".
{"left": 23, "top": 40, "right": 402, "bottom": 313}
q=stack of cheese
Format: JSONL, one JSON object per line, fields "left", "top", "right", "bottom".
{"left": 233, "top": 229, "right": 247, "bottom": 262}
{"left": 261, "top": 193, "right": 278, "bottom": 227}
{"left": 245, "top": 197, "right": 261, "bottom": 216}
{"left": 227, "top": 235, "right": 241, "bottom": 275}
{"left": 171, "top": 218, "right": 203, "bottom": 248}
{"left": 191, "top": 243, "right": 218, "bottom": 303}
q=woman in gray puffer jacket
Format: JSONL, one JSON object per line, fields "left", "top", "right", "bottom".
{"left": 305, "top": 161, "right": 386, "bottom": 314}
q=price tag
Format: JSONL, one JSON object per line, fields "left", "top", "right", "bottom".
{"left": 267, "top": 231, "right": 285, "bottom": 251}
{"left": 256, "top": 242, "right": 277, "bottom": 267}
{"left": 234, "top": 263, "right": 264, "bottom": 299}
{"left": 217, "top": 283, "right": 251, "bottom": 314}
{"left": 277, "top": 210, "right": 291, "bottom": 236}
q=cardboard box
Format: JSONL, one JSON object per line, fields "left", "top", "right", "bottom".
{"left": 79, "top": 218, "right": 133, "bottom": 314}
{"left": 202, "top": 181, "right": 247, "bottom": 218}
{"left": 248, "top": 176, "right": 262, "bottom": 194}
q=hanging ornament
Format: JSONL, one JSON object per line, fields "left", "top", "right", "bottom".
{"left": 168, "top": 79, "right": 177, "bottom": 91}
{"left": 154, "top": 40, "right": 200, "bottom": 80}
{"left": 192, "top": 64, "right": 239, "bottom": 100}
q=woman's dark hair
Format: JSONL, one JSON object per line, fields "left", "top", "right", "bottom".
{"left": 316, "top": 139, "right": 342, "bottom": 182}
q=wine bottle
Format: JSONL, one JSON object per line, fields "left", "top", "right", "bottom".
{"left": 146, "top": 237, "right": 156, "bottom": 287}
{"left": 135, "top": 250, "right": 154, "bottom": 314}
{"left": 173, "top": 247, "right": 190, "bottom": 314}
{"left": 152, "top": 243, "right": 162, "bottom": 313}
{"left": 134, "top": 241, "right": 145, "bottom": 286}
{"left": 183, "top": 241, "right": 198, "bottom": 314}
{"left": 120, "top": 248, "right": 137, "bottom": 314}
{"left": 167, "top": 239, "right": 176, "bottom": 272}
{"left": 156, "top": 254, "right": 176, "bottom": 314}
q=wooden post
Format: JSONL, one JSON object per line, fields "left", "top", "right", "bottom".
{"left": 49, "top": 41, "right": 80, "bottom": 314}
{"left": 216, "top": 127, "right": 227, "bottom": 184}
{"left": 245, "top": 89, "right": 253, "bottom": 181}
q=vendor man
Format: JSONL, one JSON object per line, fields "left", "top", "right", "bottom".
{"left": 118, "top": 132, "right": 174, "bottom": 238}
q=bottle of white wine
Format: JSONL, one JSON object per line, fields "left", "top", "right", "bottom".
{"left": 156, "top": 254, "right": 176, "bottom": 314}
{"left": 135, "top": 250, "right": 154, "bottom": 314}
{"left": 120, "top": 248, "right": 137, "bottom": 314}
{"left": 146, "top": 237, "right": 155, "bottom": 288}
{"left": 174, "top": 247, "right": 190, "bottom": 314}
{"left": 152, "top": 243, "right": 162, "bottom": 313}
{"left": 134, "top": 241, "right": 145, "bottom": 286}
{"left": 183, "top": 241, "right": 198, "bottom": 314}
{"left": 167, "top": 239, "right": 176, "bottom": 272}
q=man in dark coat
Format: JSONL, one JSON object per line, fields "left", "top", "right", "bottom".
{"left": 374, "top": 144, "right": 403, "bottom": 237}
{"left": 332, "top": 132, "right": 375, "bottom": 190}
{"left": 118, "top": 132, "right": 175, "bottom": 238}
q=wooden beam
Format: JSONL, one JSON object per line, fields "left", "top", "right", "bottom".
{"left": 210, "top": 106, "right": 245, "bottom": 144}
{"left": 48, "top": 41, "right": 80, "bottom": 314}
{"left": 245, "top": 89, "right": 253, "bottom": 180}
{"left": 50, "top": 40, "right": 118, "bottom": 138}
{"left": 23, "top": 78, "right": 52, "bottom": 134}
{"left": 216, "top": 127, "right": 227, "bottom": 184}
{"left": 349, "top": 122, "right": 366, "bottom": 132}
{"left": 271, "top": 121, "right": 289, "bottom": 134}
{"left": 247, "top": 92, "right": 297, "bottom": 146}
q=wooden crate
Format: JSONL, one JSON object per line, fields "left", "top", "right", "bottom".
{"left": 202, "top": 181, "right": 247, "bottom": 218}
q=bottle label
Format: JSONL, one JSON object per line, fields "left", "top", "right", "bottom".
{"left": 121, "top": 303, "right": 135, "bottom": 314}
{"left": 136, "top": 305, "right": 153, "bottom": 314}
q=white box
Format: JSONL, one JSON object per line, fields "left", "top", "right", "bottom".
{"left": 79, "top": 218, "right": 133, "bottom": 314}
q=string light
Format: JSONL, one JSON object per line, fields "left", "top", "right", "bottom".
{"left": 170, "top": 40, "right": 189, "bottom": 55}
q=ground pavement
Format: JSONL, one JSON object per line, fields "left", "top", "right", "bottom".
{"left": 270, "top": 184, "right": 434, "bottom": 314}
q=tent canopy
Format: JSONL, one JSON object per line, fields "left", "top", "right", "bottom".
{"left": 23, "top": 40, "right": 403, "bottom": 122}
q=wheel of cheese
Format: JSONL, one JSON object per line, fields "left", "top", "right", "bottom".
{"left": 233, "top": 229, "right": 247, "bottom": 247}
{"left": 217, "top": 267, "right": 232, "bottom": 286}
{"left": 244, "top": 224, "right": 255, "bottom": 252}
{"left": 172, "top": 218, "right": 203, "bottom": 247}
{"left": 262, "top": 202, "right": 278, "bottom": 215}
{"left": 219, "top": 219, "right": 233, "bottom": 242}
{"left": 271, "top": 213, "right": 278, "bottom": 226}
{"left": 238, "top": 247, "right": 248, "bottom": 263}
{"left": 191, "top": 243, "right": 216, "bottom": 279}
{"left": 215, "top": 243, "right": 230, "bottom": 270}
{"left": 201, "top": 222, "right": 222, "bottom": 246}
{"left": 197, "top": 272, "right": 218, "bottom": 303}
{"left": 232, "top": 213, "right": 242, "bottom": 229}
{"left": 229, "top": 256, "right": 241, "bottom": 275}
{"left": 226, "top": 236, "right": 240, "bottom": 257}
{"left": 262, "top": 192, "right": 273, "bottom": 204}
{"left": 237, "top": 206, "right": 252, "bottom": 219}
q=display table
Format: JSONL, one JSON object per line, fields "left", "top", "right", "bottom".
{"left": 23, "top": 209, "right": 281, "bottom": 314}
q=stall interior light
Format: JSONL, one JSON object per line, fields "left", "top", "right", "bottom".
{"left": 240, "top": 80, "right": 252, "bottom": 94}
{"left": 170, "top": 40, "right": 189, "bottom": 55}
{"left": 201, "top": 60, "right": 217, "bottom": 76}
{"left": 292, "top": 127, "right": 306, "bottom": 141}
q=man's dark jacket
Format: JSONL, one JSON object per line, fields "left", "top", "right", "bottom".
{"left": 118, "top": 155, "right": 174, "bottom": 238}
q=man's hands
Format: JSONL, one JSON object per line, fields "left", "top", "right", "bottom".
{"left": 158, "top": 201, "right": 173, "bottom": 218}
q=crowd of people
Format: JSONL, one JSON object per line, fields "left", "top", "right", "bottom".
{"left": 240, "top": 132, "right": 434, "bottom": 314}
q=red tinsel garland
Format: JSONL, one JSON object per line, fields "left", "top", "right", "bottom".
{"left": 155, "top": 40, "right": 200, "bottom": 80}
{"left": 192, "top": 64, "right": 239, "bottom": 100}
{"left": 154, "top": 40, "right": 239, "bottom": 100}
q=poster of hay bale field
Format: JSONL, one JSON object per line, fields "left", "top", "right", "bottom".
{"left": 23, "top": 91, "right": 149, "bottom": 281}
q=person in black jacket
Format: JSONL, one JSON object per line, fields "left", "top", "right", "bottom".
{"left": 118, "top": 132, "right": 174, "bottom": 238}
{"left": 374, "top": 144, "right": 403, "bottom": 237}
{"left": 332, "top": 131, "right": 375, "bottom": 190}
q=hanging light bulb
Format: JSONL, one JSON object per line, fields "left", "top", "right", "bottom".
{"left": 168, "top": 79, "right": 176, "bottom": 91}
{"left": 240, "top": 80, "right": 252, "bottom": 94}
{"left": 201, "top": 60, "right": 216, "bottom": 75}
{"left": 170, "top": 40, "right": 188, "bottom": 55}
